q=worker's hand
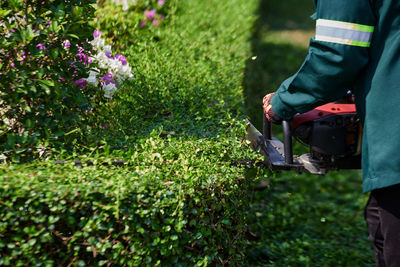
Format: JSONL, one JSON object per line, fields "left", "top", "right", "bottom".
{"left": 263, "top": 93, "right": 282, "bottom": 124}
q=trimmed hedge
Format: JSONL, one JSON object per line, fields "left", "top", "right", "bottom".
{"left": 1, "top": 0, "right": 260, "bottom": 265}
{"left": 0, "top": 127, "right": 254, "bottom": 266}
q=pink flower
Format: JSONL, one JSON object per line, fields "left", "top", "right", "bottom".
{"left": 105, "top": 52, "right": 113, "bottom": 59}
{"left": 102, "top": 73, "right": 113, "bottom": 80}
{"left": 144, "top": 9, "right": 156, "bottom": 20}
{"left": 157, "top": 0, "right": 165, "bottom": 6}
{"left": 76, "top": 52, "right": 89, "bottom": 64}
{"left": 62, "top": 40, "right": 71, "bottom": 49}
{"left": 140, "top": 20, "right": 147, "bottom": 28}
{"left": 16, "top": 51, "right": 26, "bottom": 62}
{"left": 93, "top": 29, "right": 102, "bottom": 38}
{"left": 152, "top": 20, "right": 159, "bottom": 27}
{"left": 114, "top": 54, "right": 127, "bottom": 65}
{"left": 99, "top": 73, "right": 117, "bottom": 85}
{"left": 73, "top": 78, "right": 87, "bottom": 89}
{"left": 36, "top": 43, "right": 46, "bottom": 50}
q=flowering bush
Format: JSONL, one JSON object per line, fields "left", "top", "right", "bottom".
{"left": 111, "top": 0, "right": 166, "bottom": 13}
{"left": 88, "top": 29, "right": 134, "bottom": 98}
{"left": 0, "top": 1, "right": 97, "bottom": 160}
{"left": 140, "top": 1, "right": 167, "bottom": 28}
{"left": 95, "top": 0, "right": 173, "bottom": 49}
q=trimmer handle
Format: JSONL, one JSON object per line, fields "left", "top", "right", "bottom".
{"left": 282, "top": 120, "right": 293, "bottom": 164}
{"left": 263, "top": 113, "right": 272, "bottom": 140}
{"left": 263, "top": 113, "right": 293, "bottom": 164}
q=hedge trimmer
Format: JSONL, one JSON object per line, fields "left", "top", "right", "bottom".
{"left": 245, "top": 96, "right": 362, "bottom": 174}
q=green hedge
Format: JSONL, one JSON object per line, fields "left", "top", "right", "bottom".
{"left": 0, "top": 0, "right": 261, "bottom": 265}
{"left": 0, "top": 127, "right": 255, "bottom": 266}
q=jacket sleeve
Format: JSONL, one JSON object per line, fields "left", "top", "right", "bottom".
{"left": 270, "top": 0, "right": 377, "bottom": 120}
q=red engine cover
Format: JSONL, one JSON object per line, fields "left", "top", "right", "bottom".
{"left": 291, "top": 103, "right": 357, "bottom": 129}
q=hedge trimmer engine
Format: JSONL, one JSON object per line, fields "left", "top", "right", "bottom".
{"left": 245, "top": 100, "right": 362, "bottom": 174}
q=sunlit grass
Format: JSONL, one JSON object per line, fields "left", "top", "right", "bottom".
{"left": 263, "top": 29, "right": 314, "bottom": 48}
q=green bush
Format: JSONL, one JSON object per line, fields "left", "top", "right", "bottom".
{"left": 0, "top": 127, "right": 253, "bottom": 266}
{"left": 0, "top": 0, "right": 260, "bottom": 265}
{"left": 95, "top": 0, "right": 175, "bottom": 49}
{"left": 0, "top": 0, "right": 96, "bottom": 160}
{"left": 93, "top": 0, "right": 252, "bottom": 143}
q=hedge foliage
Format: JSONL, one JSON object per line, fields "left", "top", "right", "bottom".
{"left": 0, "top": 0, "right": 261, "bottom": 265}
{"left": 0, "top": 128, "right": 254, "bottom": 266}
{"left": 95, "top": 0, "right": 175, "bottom": 49}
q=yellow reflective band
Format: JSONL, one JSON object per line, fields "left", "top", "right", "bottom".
{"left": 315, "top": 36, "right": 371, "bottom": 47}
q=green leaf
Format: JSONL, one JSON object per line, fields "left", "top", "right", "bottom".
{"left": 38, "top": 83, "right": 51, "bottom": 95}
{"left": 50, "top": 20, "right": 60, "bottom": 33}
{"left": 50, "top": 48, "right": 59, "bottom": 59}
{"left": 19, "top": 25, "right": 35, "bottom": 43}
{"left": 64, "top": 128, "right": 79, "bottom": 136}
{"left": 38, "top": 79, "right": 55, "bottom": 87}
{"left": 0, "top": 9, "right": 12, "bottom": 19}
{"left": 66, "top": 34, "right": 79, "bottom": 39}
{"left": 28, "top": 238, "right": 37, "bottom": 246}
{"left": 29, "top": 85, "right": 37, "bottom": 93}
{"left": 221, "top": 219, "right": 231, "bottom": 225}
{"left": 55, "top": 3, "right": 65, "bottom": 17}
{"left": 23, "top": 106, "right": 31, "bottom": 112}
{"left": 24, "top": 119, "right": 33, "bottom": 128}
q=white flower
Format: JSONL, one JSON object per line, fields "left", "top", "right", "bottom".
{"left": 103, "top": 83, "right": 118, "bottom": 99}
{"left": 112, "top": 0, "right": 136, "bottom": 11}
{"left": 87, "top": 29, "right": 135, "bottom": 99}
{"left": 109, "top": 59, "right": 120, "bottom": 72}
{"left": 103, "top": 45, "right": 112, "bottom": 54}
{"left": 122, "top": 0, "right": 129, "bottom": 11}
{"left": 0, "top": 21, "right": 10, "bottom": 38}
{"left": 95, "top": 52, "right": 110, "bottom": 69}
{"left": 0, "top": 153, "right": 7, "bottom": 163}
{"left": 121, "top": 64, "right": 133, "bottom": 77}
{"left": 90, "top": 37, "right": 105, "bottom": 51}
{"left": 86, "top": 70, "right": 99, "bottom": 86}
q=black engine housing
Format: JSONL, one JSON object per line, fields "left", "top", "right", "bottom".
{"left": 294, "top": 113, "right": 361, "bottom": 159}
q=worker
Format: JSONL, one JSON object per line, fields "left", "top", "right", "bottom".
{"left": 262, "top": 0, "right": 400, "bottom": 266}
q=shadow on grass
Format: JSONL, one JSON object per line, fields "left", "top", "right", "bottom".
{"left": 243, "top": 0, "right": 314, "bottom": 130}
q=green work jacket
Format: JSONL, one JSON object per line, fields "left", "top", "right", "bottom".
{"left": 270, "top": 0, "right": 400, "bottom": 192}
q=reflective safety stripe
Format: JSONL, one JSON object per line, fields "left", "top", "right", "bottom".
{"left": 315, "top": 19, "right": 374, "bottom": 47}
